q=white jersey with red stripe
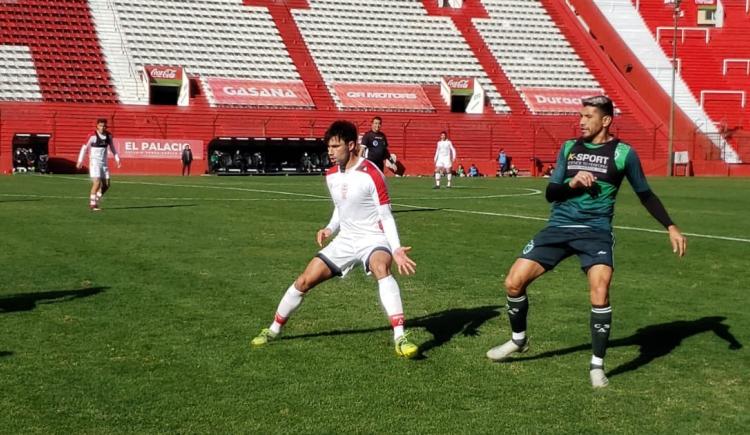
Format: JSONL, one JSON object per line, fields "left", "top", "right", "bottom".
{"left": 324, "top": 158, "right": 400, "bottom": 250}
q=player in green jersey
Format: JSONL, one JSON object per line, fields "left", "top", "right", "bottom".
{"left": 486, "top": 95, "right": 687, "bottom": 388}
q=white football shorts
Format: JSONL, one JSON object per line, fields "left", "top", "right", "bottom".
{"left": 89, "top": 160, "right": 110, "bottom": 179}
{"left": 435, "top": 157, "right": 452, "bottom": 170}
{"left": 317, "top": 233, "right": 391, "bottom": 277}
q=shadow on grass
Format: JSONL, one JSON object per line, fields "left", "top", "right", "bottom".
{"left": 1, "top": 351, "right": 12, "bottom": 358}
{"left": 105, "top": 204, "right": 197, "bottom": 210}
{"left": 513, "top": 316, "right": 742, "bottom": 378}
{"left": 0, "top": 287, "right": 107, "bottom": 313}
{"left": 282, "top": 305, "right": 501, "bottom": 357}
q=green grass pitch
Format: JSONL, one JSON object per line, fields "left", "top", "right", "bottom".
{"left": 1, "top": 174, "right": 748, "bottom": 433}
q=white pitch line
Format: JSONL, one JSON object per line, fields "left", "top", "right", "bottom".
{"left": 393, "top": 203, "right": 750, "bottom": 244}
{"left": 19, "top": 177, "right": 750, "bottom": 243}
{"left": 52, "top": 176, "right": 329, "bottom": 199}
{"left": 50, "top": 176, "right": 541, "bottom": 201}
{"left": 0, "top": 193, "right": 327, "bottom": 202}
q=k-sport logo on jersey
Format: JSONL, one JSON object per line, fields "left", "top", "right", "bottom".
{"left": 567, "top": 153, "right": 610, "bottom": 174}
{"left": 567, "top": 153, "right": 610, "bottom": 165}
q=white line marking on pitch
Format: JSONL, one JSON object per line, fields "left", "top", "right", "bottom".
{"left": 392, "top": 203, "right": 750, "bottom": 244}
{"left": 52, "top": 176, "right": 329, "bottom": 199}
{"left": 21, "top": 177, "right": 750, "bottom": 243}
{"left": 50, "top": 176, "right": 541, "bottom": 201}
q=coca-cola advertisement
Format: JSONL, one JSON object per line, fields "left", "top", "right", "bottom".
{"left": 445, "top": 77, "right": 474, "bottom": 90}
{"left": 145, "top": 65, "right": 183, "bottom": 86}
{"left": 441, "top": 76, "right": 474, "bottom": 97}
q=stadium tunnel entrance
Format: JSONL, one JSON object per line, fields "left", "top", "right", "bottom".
{"left": 207, "top": 136, "right": 328, "bottom": 175}
{"left": 12, "top": 133, "right": 50, "bottom": 174}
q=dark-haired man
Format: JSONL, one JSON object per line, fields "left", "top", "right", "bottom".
{"left": 360, "top": 116, "right": 391, "bottom": 172}
{"left": 486, "top": 95, "right": 687, "bottom": 387}
{"left": 251, "top": 120, "right": 419, "bottom": 358}
{"left": 76, "top": 118, "right": 121, "bottom": 211}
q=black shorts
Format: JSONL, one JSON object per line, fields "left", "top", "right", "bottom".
{"left": 519, "top": 226, "right": 614, "bottom": 272}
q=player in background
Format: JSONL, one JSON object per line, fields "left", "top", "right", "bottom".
{"left": 433, "top": 131, "right": 457, "bottom": 189}
{"left": 251, "top": 120, "right": 419, "bottom": 358}
{"left": 76, "top": 118, "right": 121, "bottom": 211}
{"left": 486, "top": 95, "right": 687, "bottom": 387}
{"left": 359, "top": 116, "right": 391, "bottom": 172}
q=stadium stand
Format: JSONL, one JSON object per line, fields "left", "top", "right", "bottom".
{"left": 293, "top": 0, "right": 509, "bottom": 113}
{"left": 474, "top": 0, "right": 600, "bottom": 92}
{"left": 631, "top": 0, "right": 750, "bottom": 162}
{"left": 1, "top": 0, "right": 748, "bottom": 176}
{"left": 0, "top": 46, "right": 43, "bottom": 102}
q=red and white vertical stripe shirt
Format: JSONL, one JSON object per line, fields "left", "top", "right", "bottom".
{"left": 324, "top": 158, "right": 401, "bottom": 251}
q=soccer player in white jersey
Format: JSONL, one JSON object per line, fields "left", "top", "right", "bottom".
{"left": 251, "top": 120, "right": 419, "bottom": 358}
{"left": 433, "top": 131, "right": 456, "bottom": 189}
{"left": 76, "top": 118, "right": 121, "bottom": 211}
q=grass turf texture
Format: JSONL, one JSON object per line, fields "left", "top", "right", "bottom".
{"left": 0, "top": 174, "right": 748, "bottom": 434}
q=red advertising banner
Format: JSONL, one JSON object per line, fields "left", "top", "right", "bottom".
{"left": 207, "top": 78, "right": 314, "bottom": 107}
{"left": 521, "top": 88, "right": 600, "bottom": 113}
{"left": 332, "top": 83, "right": 434, "bottom": 111}
{"left": 115, "top": 139, "right": 204, "bottom": 160}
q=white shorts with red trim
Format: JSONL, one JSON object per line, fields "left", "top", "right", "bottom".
{"left": 317, "top": 233, "right": 391, "bottom": 277}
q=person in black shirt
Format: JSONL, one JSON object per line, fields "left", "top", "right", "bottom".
{"left": 359, "top": 116, "right": 390, "bottom": 172}
{"left": 181, "top": 144, "right": 193, "bottom": 176}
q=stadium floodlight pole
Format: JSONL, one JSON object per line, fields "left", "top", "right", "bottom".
{"left": 667, "top": 0, "right": 682, "bottom": 176}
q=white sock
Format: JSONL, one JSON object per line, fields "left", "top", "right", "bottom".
{"left": 96, "top": 191, "right": 103, "bottom": 200}
{"left": 512, "top": 331, "right": 526, "bottom": 342}
{"left": 378, "top": 275, "right": 405, "bottom": 340}
{"left": 591, "top": 356, "right": 604, "bottom": 368}
{"left": 89, "top": 194, "right": 97, "bottom": 205}
{"left": 447, "top": 173, "right": 452, "bottom": 186}
{"left": 435, "top": 172, "right": 441, "bottom": 186}
{"left": 269, "top": 284, "right": 305, "bottom": 334}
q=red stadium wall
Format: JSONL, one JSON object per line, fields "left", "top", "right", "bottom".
{"left": 2, "top": 1, "right": 746, "bottom": 177}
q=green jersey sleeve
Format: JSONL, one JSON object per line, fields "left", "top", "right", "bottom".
{"left": 550, "top": 140, "right": 575, "bottom": 184}
{"left": 624, "top": 147, "right": 651, "bottom": 193}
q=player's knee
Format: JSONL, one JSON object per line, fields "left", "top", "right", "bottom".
{"left": 589, "top": 286, "right": 609, "bottom": 304}
{"left": 369, "top": 261, "right": 390, "bottom": 278}
{"left": 294, "top": 276, "right": 314, "bottom": 293}
{"left": 504, "top": 276, "right": 525, "bottom": 297}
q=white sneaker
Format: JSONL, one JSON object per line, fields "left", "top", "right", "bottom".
{"left": 486, "top": 339, "right": 529, "bottom": 361}
{"left": 590, "top": 368, "right": 609, "bottom": 388}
